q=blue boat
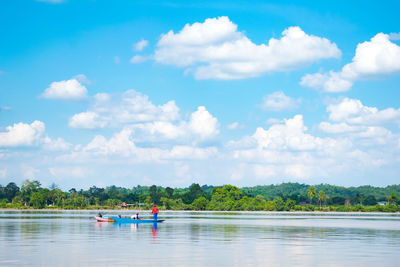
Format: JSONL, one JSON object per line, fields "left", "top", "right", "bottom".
{"left": 111, "top": 217, "right": 165, "bottom": 224}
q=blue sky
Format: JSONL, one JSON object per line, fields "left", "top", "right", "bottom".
{"left": 1, "top": 0, "right": 400, "bottom": 189}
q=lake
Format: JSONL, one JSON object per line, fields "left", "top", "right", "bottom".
{"left": 0, "top": 210, "right": 399, "bottom": 266}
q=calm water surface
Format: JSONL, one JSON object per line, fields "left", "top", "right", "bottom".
{"left": 0, "top": 210, "right": 399, "bottom": 266}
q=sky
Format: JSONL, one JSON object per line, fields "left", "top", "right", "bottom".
{"left": 1, "top": 0, "right": 400, "bottom": 189}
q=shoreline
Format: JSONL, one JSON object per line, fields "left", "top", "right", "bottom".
{"left": 1, "top": 207, "right": 399, "bottom": 213}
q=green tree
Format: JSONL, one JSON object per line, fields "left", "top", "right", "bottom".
{"left": 192, "top": 197, "right": 209, "bottom": 210}
{"left": 165, "top": 187, "right": 174, "bottom": 198}
{"left": 307, "top": 186, "right": 316, "bottom": 205}
{"left": 30, "top": 191, "right": 46, "bottom": 208}
{"left": 364, "top": 195, "right": 377, "bottom": 206}
{"left": 149, "top": 185, "right": 161, "bottom": 204}
{"left": 284, "top": 199, "right": 296, "bottom": 211}
{"left": 5, "top": 182, "right": 20, "bottom": 202}
{"left": 49, "top": 189, "right": 66, "bottom": 207}
{"left": 318, "top": 190, "right": 326, "bottom": 208}
{"left": 20, "top": 180, "right": 41, "bottom": 206}
{"left": 182, "top": 183, "right": 204, "bottom": 204}
{"left": 357, "top": 194, "right": 366, "bottom": 206}
{"left": 208, "top": 185, "right": 243, "bottom": 211}
{"left": 386, "top": 192, "right": 399, "bottom": 204}
{"left": 274, "top": 197, "right": 285, "bottom": 211}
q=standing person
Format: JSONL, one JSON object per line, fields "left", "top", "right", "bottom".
{"left": 152, "top": 204, "right": 159, "bottom": 221}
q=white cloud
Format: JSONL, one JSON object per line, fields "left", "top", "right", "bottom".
{"left": 318, "top": 98, "right": 400, "bottom": 149}
{"left": 154, "top": 16, "right": 340, "bottom": 80}
{"left": 0, "top": 121, "right": 72, "bottom": 152}
{"left": 69, "top": 90, "right": 180, "bottom": 129}
{"left": 127, "top": 106, "right": 220, "bottom": 143}
{"left": 83, "top": 128, "right": 136, "bottom": 157}
{"left": 134, "top": 39, "right": 149, "bottom": 51}
{"left": 0, "top": 121, "right": 45, "bottom": 147}
{"left": 130, "top": 55, "right": 149, "bottom": 64}
{"left": 68, "top": 127, "right": 218, "bottom": 161}
{"left": 227, "top": 112, "right": 398, "bottom": 181}
{"left": 251, "top": 115, "right": 327, "bottom": 151}
{"left": 301, "top": 33, "right": 400, "bottom": 92}
{"left": 261, "top": 91, "right": 298, "bottom": 111}
{"left": 188, "top": 106, "right": 219, "bottom": 140}
{"left": 42, "top": 137, "right": 72, "bottom": 151}
{"left": 69, "top": 111, "right": 107, "bottom": 129}
{"left": 300, "top": 72, "right": 353, "bottom": 92}
{"left": 69, "top": 90, "right": 220, "bottom": 143}
{"left": 318, "top": 122, "right": 360, "bottom": 134}
{"left": 326, "top": 98, "right": 400, "bottom": 125}
{"left": 41, "top": 77, "right": 88, "bottom": 100}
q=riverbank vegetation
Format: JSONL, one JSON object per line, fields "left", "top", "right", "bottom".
{"left": 0, "top": 180, "right": 399, "bottom": 212}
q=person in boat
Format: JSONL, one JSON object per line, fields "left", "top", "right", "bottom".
{"left": 130, "top": 213, "right": 141, "bottom": 220}
{"left": 98, "top": 213, "right": 103, "bottom": 218}
{"left": 152, "top": 205, "right": 159, "bottom": 221}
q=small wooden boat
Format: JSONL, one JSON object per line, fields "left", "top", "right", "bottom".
{"left": 94, "top": 216, "right": 115, "bottom": 222}
{"left": 111, "top": 217, "right": 165, "bottom": 224}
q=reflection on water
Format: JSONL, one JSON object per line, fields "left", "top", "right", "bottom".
{"left": 0, "top": 210, "right": 399, "bottom": 266}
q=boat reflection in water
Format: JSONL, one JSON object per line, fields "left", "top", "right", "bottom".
{"left": 111, "top": 221, "right": 159, "bottom": 243}
{"left": 152, "top": 222, "right": 158, "bottom": 243}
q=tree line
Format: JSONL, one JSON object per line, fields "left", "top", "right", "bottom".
{"left": 0, "top": 180, "right": 399, "bottom": 212}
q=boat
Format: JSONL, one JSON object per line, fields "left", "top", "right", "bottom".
{"left": 94, "top": 216, "right": 115, "bottom": 222}
{"left": 111, "top": 217, "right": 165, "bottom": 224}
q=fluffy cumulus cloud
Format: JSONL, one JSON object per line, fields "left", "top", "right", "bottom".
{"left": 228, "top": 115, "right": 356, "bottom": 180}
{"left": 301, "top": 33, "right": 400, "bottom": 92}
{"left": 154, "top": 16, "right": 340, "bottom": 80}
{"left": 61, "top": 127, "right": 218, "bottom": 163}
{"left": 0, "top": 121, "right": 45, "bottom": 147}
{"left": 0, "top": 121, "right": 70, "bottom": 150}
{"left": 317, "top": 98, "right": 400, "bottom": 148}
{"left": 69, "top": 90, "right": 180, "bottom": 129}
{"left": 41, "top": 76, "right": 88, "bottom": 100}
{"left": 83, "top": 128, "right": 136, "bottom": 157}
{"left": 325, "top": 98, "right": 400, "bottom": 126}
{"left": 3, "top": 91, "right": 400, "bottom": 186}
{"left": 244, "top": 115, "right": 334, "bottom": 151}
{"left": 261, "top": 91, "right": 298, "bottom": 111}
{"left": 188, "top": 106, "right": 219, "bottom": 140}
{"left": 229, "top": 100, "right": 400, "bottom": 181}
{"left": 120, "top": 106, "right": 219, "bottom": 143}
{"left": 69, "top": 90, "right": 219, "bottom": 143}
{"left": 69, "top": 112, "right": 107, "bottom": 129}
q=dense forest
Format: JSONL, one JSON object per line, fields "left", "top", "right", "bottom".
{"left": 0, "top": 180, "right": 399, "bottom": 212}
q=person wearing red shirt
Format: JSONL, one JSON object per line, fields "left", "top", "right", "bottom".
{"left": 152, "top": 205, "right": 159, "bottom": 221}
